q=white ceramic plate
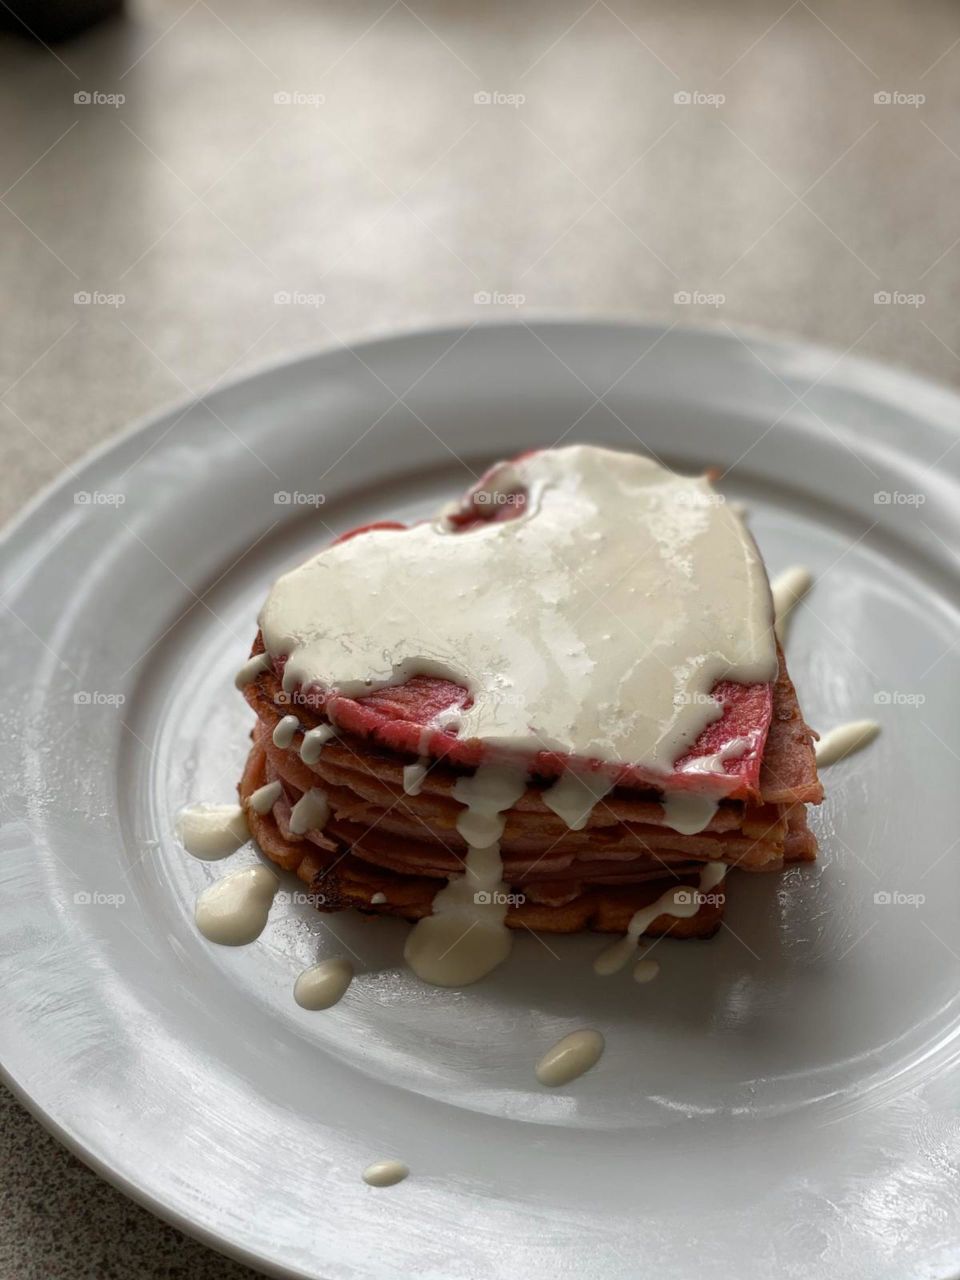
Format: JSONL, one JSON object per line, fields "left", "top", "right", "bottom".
{"left": 3, "top": 321, "right": 960, "bottom": 1280}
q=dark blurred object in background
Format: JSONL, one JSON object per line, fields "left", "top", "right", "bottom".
{"left": 0, "top": 0, "right": 122, "bottom": 42}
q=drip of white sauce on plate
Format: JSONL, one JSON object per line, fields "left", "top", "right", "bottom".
{"left": 542, "top": 770, "right": 614, "bottom": 829}
{"left": 247, "top": 780, "right": 282, "bottom": 815}
{"left": 633, "top": 957, "right": 660, "bottom": 983}
{"left": 402, "top": 759, "right": 429, "bottom": 795}
{"left": 771, "top": 566, "right": 813, "bottom": 645}
{"left": 300, "top": 724, "right": 334, "bottom": 765}
{"left": 260, "top": 446, "right": 777, "bottom": 777}
{"left": 404, "top": 763, "right": 527, "bottom": 987}
{"left": 234, "top": 653, "right": 270, "bottom": 689}
{"left": 815, "top": 720, "right": 881, "bottom": 767}
{"left": 293, "top": 957, "right": 354, "bottom": 1010}
{"left": 535, "top": 1029, "right": 605, "bottom": 1086}
{"left": 195, "top": 865, "right": 278, "bottom": 944}
{"left": 594, "top": 862, "right": 727, "bottom": 976}
{"left": 176, "top": 804, "right": 249, "bottom": 860}
{"left": 272, "top": 715, "right": 299, "bottom": 749}
{"left": 289, "top": 788, "right": 330, "bottom": 835}
{"left": 362, "top": 1161, "right": 409, "bottom": 1188}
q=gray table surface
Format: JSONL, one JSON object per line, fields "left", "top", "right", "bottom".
{"left": 2, "top": 0, "right": 959, "bottom": 1275}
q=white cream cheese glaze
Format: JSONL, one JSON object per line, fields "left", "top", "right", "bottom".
{"left": 815, "top": 719, "right": 881, "bottom": 767}
{"left": 195, "top": 865, "right": 278, "bottom": 945}
{"left": 594, "top": 862, "right": 727, "bottom": 976}
{"left": 247, "top": 781, "right": 282, "bottom": 815}
{"left": 362, "top": 1160, "right": 409, "bottom": 1188}
{"left": 289, "top": 788, "right": 330, "bottom": 835}
{"left": 176, "top": 803, "right": 249, "bottom": 860}
{"left": 272, "top": 715, "right": 299, "bottom": 749}
{"left": 404, "top": 763, "right": 526, "bottom": 987}
{"left": 535, "top": 1029, "right": 605, "bottom": 1086}
{"left": 542, "top": 770, "right": 614, "bottom": 830}
{"left": 771, "top": 566, "right": 813, "bottom": 644}
{"left": 294, "top": 957, "right": 354, "bottom": 1010}
{"left": 300, "top": 724, "right": 334, "bottom": 765}
{"left": 234, "top": 653, "right": 270, "bottom": 689}
{"left": 259, "top": 446, "right": 777, "bottom": 781}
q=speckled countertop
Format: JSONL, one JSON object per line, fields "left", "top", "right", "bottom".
{"left": 1, "top": 0, "right": 959, "bottom": 1274}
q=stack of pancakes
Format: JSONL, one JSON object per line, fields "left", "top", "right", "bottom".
{"left": 239, "top": 636, "right": 821, "bottom": 939}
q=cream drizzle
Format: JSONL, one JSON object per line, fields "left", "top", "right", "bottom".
{"left": 633, "top": 956, "right": 660, "bottom": 983}
{"left": 660, "top": 792, "right": 718, "bottom": 836}
{"left": 247, "top": 780, "right": 282, "bottom": 815}
{"left": 300, "top": 724, "right": 334, "bottom": 765}
{"left": 815, "top": 720, "right": 881, "bottom": 767}
{"left": 272, "top": 715, "right": 299, "bottom": 749}
{"left": 362, "top": 1161, "right": 409, "bottom": 1188}
{"left": 234, "top": 653, "right": 270, "bottom": 689}
{"left": 771, "top": 566, "right": 813, "bottom": 645}
{"left": 535, "top": 1029, "right": 605, "bottom": 1087}
{"left": 371, "top": 891, "right": 387, "bottom": 904}
{"left": 660, "top": 737, "right": 752, "bottom": 834}
{"left": 260, "top": 446, "right": 777, "bottom": 779}
{"left": 289, "top": 788, "right": 330, "bottom": 835}
{"left": 402, "top": 759, "right": 429, "bottom": 796}
{"left": 542, "top": 770, "right": 614, "bottom": 830}
{"left": 404, "top": 763, "right": 526, "bottom": 987}
{"left": 293, "top": 957, "right": 354, "bottom": 1010}
{"left": 195, "top": 865, "right": 278, "bottom": 944}
{"left": 176, "top": 803, "right": 249, "bottom": 860}
{"left": 594, "top": 862, "right": 727, "bottom": 976}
